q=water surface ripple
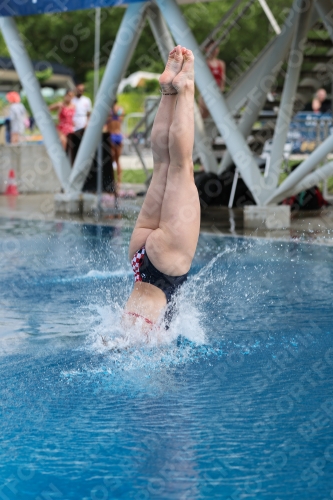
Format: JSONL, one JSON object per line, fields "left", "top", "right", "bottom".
{"left": 0, "top": 219, "right": 332, "bottom": 499}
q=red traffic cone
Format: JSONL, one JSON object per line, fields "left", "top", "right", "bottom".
{"left": 5, "top": 169, "right": 19, "bottom": 196}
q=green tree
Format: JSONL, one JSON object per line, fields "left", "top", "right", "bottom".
{"left": 0, "top": 1, "right": 293, "bottom": 84}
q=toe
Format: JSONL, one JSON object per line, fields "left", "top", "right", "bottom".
{"left": 175, "top": 45, "right": 183, "bottom": 59}
{"left": 185, "top": 49, "right": 194, "bottom": 62}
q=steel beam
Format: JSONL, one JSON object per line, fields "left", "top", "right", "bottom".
{"left": 226, "top": 0, "right": 318, "bottom": 114}
{"left": 316, "top": 0, "right": 333, "bottom": 42}
{"left": 213, "top": 0, "right": 256, "bottom": 52}
{"left": 218, "top": 93, "right": 269, "bottom": 175}
{"left": 218, "top": 2, "right": 299, "bottom": 174}
{"left": 220, "top": 1, "right": 319, "bottom": 176}
{"left": 257, "top": 0, "right": 281, "bottom": 35}
{"left": 265, "top": 0, "right": 314, "bottom": 191}
{"left": 200, "top": 0, "right": 243, "bottom": 50}
{"left": 147, "top": 5, "right": 219, "bottom": 174}
{"left": 69, "top": 2, "right": 147, "bottom": 192}
{"left": 147, "top": 4, "right": 174, "bottom": 58}
{"left": 0, "top": 16, "right": 72, "bottom": 191}
{"left": 219, "top": 0, "right": 319, "bottom": 175}
{"left": 292, "top": 160, "right": 333, "bottom": 195}
{"left": 265, "top": 132, "right": 333, "bottom": 204}
{"left": 268, "top": 159, "right": 333, "bottom": 204}
{"left": 155, "top": 0, "right": 265, "bottom": 205}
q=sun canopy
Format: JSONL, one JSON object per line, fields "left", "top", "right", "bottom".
{"left": 0, "top": 0, "right": 144, "bottom": 17}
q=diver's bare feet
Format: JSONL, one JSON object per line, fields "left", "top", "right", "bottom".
{"left": 159, "top": 45, "right": 184, "bottom": 93}
{"left": 172, "top": 48, "right": 195, "bottom": 93}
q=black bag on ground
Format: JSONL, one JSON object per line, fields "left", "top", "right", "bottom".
{"left": 281, "top": 162, "right": 330, "bottom": 210}
{"left": 194, "top": 169, "right": 255, "bottom": 208}
{"left": 282, "top": 186, "right": 330, "bottom": 210}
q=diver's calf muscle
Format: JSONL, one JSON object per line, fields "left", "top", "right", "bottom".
{"left": 124, "top": 46, "right": 200, "bottom": 331}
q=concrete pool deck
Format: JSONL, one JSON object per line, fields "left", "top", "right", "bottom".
{"left": 0, "top": 192, "right": 333, "bottom": 245}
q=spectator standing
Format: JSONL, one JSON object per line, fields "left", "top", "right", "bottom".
{"left": 6, "top": 91, "right": 28, "bottom": 144}
{"left": 72, "top": 83, "right": 92, "bottom": 131}
{"left": 107, "top": 100, "right": 124, "bottom": 186}
{"left": 49, "top": 90, "right": 75, "bottom": 150}
{"left": 199, "top": 40, "right": 226, "bottom": 118}
{"left": 312, "top": 88, "right": 331, "bottom": 114}
{"left": 206, "top": 40, "right": 226, "bottom": 91}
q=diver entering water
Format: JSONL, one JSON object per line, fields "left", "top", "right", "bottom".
{"left": 123, "top": 45, "right": 200, "bottom": 332}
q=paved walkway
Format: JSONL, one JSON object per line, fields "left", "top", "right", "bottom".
{"left": 1, "top": 193, "right": 333, "bottom": 244}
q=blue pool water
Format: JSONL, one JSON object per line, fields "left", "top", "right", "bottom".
{"left": 0, "top": 218, "right": 333, "bottom": 499}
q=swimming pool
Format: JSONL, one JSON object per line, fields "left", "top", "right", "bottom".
{"left": 0, "top": 218, "right": 332, "bottom": 499}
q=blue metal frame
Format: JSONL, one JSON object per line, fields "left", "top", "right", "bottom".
{"left": 0, "top": 0, "right": 145, "bottom": 17}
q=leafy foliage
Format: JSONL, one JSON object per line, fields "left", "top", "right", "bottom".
{"left": 117, "top": 93, "right": 146, "bottom": 115}
{"left": 0, "top": 1, "right": 293, "bottom": 85}
{"left": 35, "top": 67, "right": 53, "bottom": 82}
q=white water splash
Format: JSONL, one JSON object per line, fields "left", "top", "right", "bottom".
{"left": 85, "top": 287, "right": 205, "bottom": 353}
{"left": 88, "top": 303, "right": 162, "bottom": 352}
{"left": 84, "top": 248, "right": 236, "bottom": 353}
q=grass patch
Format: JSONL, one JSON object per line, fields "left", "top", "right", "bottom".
{"left": 122, "top": 169, "right": 152, "bottom": 184}
{"left": 117, "top": 93, "right": 147, "bottom": 115}
{"left": 121, "top": 165, "right": 202, "bottom": 184}
{"left": 326, "top": 176, "right": 333, "bottom": 194}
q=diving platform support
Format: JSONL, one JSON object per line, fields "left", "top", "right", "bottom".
{"left": 155, "top": 0, "right": 265, "bottom": 206}
{"left": 316, "top": 0, "right": 333, "bottom": 42}
{"left": 2, "top": 0, "right": 333, "bottom": 228}
{"left": 218, "top": 0, "right": 303, "bottom": 174}
{"left": 265, "top": 0, "right": 314, "bottom": 190}
{"left": 147, "top": 4, "right": 219, "bottom": 174}
{"left": 0, "top": 16, "right": 72, "bottom": 192}
{"left": 69, "top": 2, "right": 148, "bottom": 192}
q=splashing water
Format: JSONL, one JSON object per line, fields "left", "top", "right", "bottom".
{"left": 1, "top": 219, "right": 333, "bottom": 499}
{"left": 79, "top": 249, "right": 236, "bottom": 360}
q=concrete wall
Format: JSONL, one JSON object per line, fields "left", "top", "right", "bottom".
{"left": 0, "top": 143, "right": 61, "bottom": 194}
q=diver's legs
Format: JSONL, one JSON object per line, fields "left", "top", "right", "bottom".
{"left": 129, "top": 46, "right": 184, "bottom": 259}
{"left": 146, "top": 49, "right": 200, "bottom": 276}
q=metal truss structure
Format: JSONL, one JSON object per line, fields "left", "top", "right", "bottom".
{"left": 1, "top": 0, "right": 333, "bottom": 207}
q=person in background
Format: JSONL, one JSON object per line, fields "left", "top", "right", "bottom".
{"left": 199, "top": 40, "right": 226, "bottom": 118}
{"left": 107, "top": 99, "right": 125, "bottom": 186}
{"left": 312, "top": 88, "right": 331, "bottom": 114}
{"left": 29, "top": 115, "right": 36, "bottom": 132}
{"left": 6, "top": 91, "right": 28, "bottom": 144}
{"left": 72, "top": 83, "right": 92, "bottom": 131}
{"left": 49, "top": 90, "right": 75, "bottom": 150}
{"left": 205, "top": 39, "right": 226, "bottom": 91}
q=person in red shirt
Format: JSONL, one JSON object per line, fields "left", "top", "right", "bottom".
{"left": 49, "top": 90, "right": 75, "bottom": 150}
{"left": 199, "top": 40, "right": 226, "bottom": 119}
